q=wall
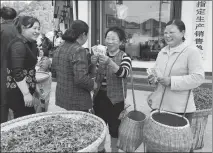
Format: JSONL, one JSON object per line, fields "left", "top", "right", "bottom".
{"left": 181, "top": 1, "right": 212, "bottom": 72}
{"left": 204, "top": 1, "right": 212, "bottom": 72}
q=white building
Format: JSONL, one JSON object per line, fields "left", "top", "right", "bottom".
{"left": 53, "top": 0, "right": 212, "bottom": 73}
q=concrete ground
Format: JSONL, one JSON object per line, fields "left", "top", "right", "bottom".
{"left": 48, "top": 82, "right": 212, "bottom": 152}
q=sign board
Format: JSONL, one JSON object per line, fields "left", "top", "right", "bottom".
{"left": 193, "top": 1, "right": 209, "bottom": 59}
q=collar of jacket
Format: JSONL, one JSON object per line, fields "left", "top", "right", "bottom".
{"left": 161, "top": 41, "right": 188, "bottom": 54}
{"left": 17, "top": 34, "right": 37, "bottom": 45}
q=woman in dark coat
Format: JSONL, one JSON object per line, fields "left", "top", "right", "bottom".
{"left": 6, "top": 16, "right": 40, "bottom": 118}
{"left": 52, "top": 20, "right": 97, "bottom": 112}
{"left": 0, "top": 7, "right": 18, "bottom": 123}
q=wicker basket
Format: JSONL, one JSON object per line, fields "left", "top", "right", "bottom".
{"left": 117, "top": 110, "right": 146, "bottom": 152}
{"left": 191, "top": 108, "right": 212, "bottom": 150}
{"left": 117, "top": 71, "right": 147, "bottom": 152}
{"left": 1, "top": 111, "right": 107, "bottom": 152}
{"left": 143, "top": 110, "right": 193, "bottom": 152}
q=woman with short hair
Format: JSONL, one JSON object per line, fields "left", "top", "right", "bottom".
{"left": 91, "top": 26, "right": 132, "bottom": 152}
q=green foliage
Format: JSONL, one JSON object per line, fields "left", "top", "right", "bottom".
{"left": 193, "top": 87, "right": 212, "bottom": 110}
{"left": 1, "top": 1, "right": 54, "bottom": 33}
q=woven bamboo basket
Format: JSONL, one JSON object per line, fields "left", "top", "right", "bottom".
{"left": 1, "top": 111, "right": 107, "bottom": 152}
{"left": 117, "top": 110, "right": 146, "bottom": 152}
{"left": 143, "top": 110, "right": 193, "bottom": 152}
{"left": 117, "top": 70, "right": 146, "bottom": 152}
{"left": 191, "top": 108, "right": 212, "bottom": 150}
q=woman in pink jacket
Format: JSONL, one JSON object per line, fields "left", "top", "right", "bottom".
{"left": 147, "top": 19, "right": 205, "bottom": 125}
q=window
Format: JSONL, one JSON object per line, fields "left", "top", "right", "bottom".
{"left": 101, "top": 0, "right": 175, "bottom": 61}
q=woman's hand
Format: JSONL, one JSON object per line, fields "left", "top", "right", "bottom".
{"left": 99, "top": 55, "right": 110, "bottom": 65}
{"left": 24, "top": 93, "right": 33, "bottom": 107}
{"left": 148, "top": 74, "right": 156, "bottom": 84}
{"left": 157, "top": 77, "right": 171, "bottom": 87}
{"left": 91, "top": 55, "right": 98, "bottom": 64}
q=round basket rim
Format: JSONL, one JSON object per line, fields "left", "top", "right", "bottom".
{"left": 149, "top": 110, "right": 190, "bottom": 129}
{"left": 195, "top": 108, "right": 212, "bottom": 113}
{"left": 1, "top": 111, "right": 108, "bottom": 152}
{"left": 193, "top": 108, "right": 212, "bottom": 117}
{"left": 126, "top": 110, "right": 147, "bottom": 123}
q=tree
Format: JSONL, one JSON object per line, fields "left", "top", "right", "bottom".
{"left": 1, "top": 1, "right": 54, "bottom": 34}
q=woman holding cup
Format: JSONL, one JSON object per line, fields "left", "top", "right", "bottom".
{"left": 91, "top": 26, "right": 132, "bottom": 152}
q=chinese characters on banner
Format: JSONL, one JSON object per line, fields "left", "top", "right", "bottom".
{"left": 194, "top": 1, "right": 208, "bottom": 59}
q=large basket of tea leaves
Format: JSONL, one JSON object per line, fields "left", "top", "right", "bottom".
{"left": 191, "top": 87, "right": 212, "bottom": 150}
{"left": 1, "top": 111, "right": 107, "bottom": 152}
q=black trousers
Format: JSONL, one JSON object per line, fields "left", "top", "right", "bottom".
{"left": 93, "top": 90, "right": 124, "bottom": 138}
{"left": 7, "top": 89, "right": 35, "bottom": 119}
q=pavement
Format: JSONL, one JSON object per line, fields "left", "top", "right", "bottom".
{"left": 48, "top": 82, "right": 212, "bottom": 152}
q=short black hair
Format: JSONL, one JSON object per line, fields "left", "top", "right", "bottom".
{"left": 62, "top": 20, "right": 89, "bottom": 42}
{"left": 105, "top": 26, "right": 126, "bottom": 43}
{"left": 0, "top": 7, "right": 17, "bottom": 20}
{"left": 166, "top": 19, "right": 186, "bottom": 41}
{"left": 13, "top": 16, "right": 40, "bottom": 34}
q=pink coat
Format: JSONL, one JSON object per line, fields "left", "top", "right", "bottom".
{"left": 150, "top": 42, "right": 205, "bottom": 113}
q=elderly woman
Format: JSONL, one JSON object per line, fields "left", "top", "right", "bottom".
{"left": 147, "top": 19, "right": 205, "bottom": 151}
{"left": 91, "top": 26, "right": 132, "bottom": 152}
{"left": 52, "top": 20, "right": 97, "bottom": 112}
{"left": 6, "top": 16, "right": 40, "bottom": 118}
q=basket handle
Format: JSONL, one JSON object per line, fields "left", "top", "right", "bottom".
{"left": 158, "top": 46, "right": 190, "bottom": 117}
{"left": 122, "top": 67, "right": 136, "bottom": 111}
{"left": 183, "top": 90, "right": 191, "bottom": 117}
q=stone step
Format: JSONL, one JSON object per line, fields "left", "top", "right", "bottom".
{"left": 132, "top": 67, "right": 212, "bottom": 77}
{"left": 127, "top": 81, "right": 212, "bottom": 91}
{"left": 129, "top": 70, "right": 212, "bottom": 91}
{"left": 127, "top": 83, "right": 154, "bottom": 92}
{"left": 128, "top": 74, "right": 212, "bottom": 89}
{"left": 132, "top": 70, "right": 212, "bottom": 81}
{"left": 52, "top": 70, "right": 212, "bottom": 91}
